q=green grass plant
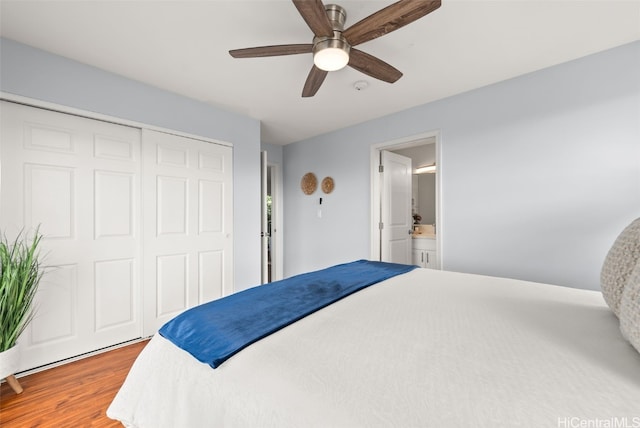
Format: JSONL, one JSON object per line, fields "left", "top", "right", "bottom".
{"left": 0, "top": 229, "right": 44, "bottom": 352}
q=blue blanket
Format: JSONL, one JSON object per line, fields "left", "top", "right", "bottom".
{"left": 159, "top": 259, "right": 416, "bottom": 368}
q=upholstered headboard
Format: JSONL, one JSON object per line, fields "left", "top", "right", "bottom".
{"left": 601, "top": 217, "right": 640, "bottom": 353}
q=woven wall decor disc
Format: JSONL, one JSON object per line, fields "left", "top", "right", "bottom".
{"left": 301, "top": 172, "right": 318, "bottom": 195}
{"left": 321, "top": 177, "right": 335, "bottom": 194}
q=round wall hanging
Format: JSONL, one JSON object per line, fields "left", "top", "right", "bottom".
{"left": 321, "top": 177, "right": 335, "bottom": 194}
{"left": 301, "top": 172, "right": 318, "bottom": 195}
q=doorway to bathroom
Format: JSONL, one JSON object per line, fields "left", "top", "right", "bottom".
{"left": 261, "top": 151, "right": 283, "bottom": 283}
{"left": 370, "top": 130, "right": 441, "bottom": 269}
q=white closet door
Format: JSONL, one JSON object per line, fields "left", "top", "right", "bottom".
{"left": 0, "top": 101, "right": 142, "bottom": 371}
{"left": 142, "top": 130, "right": 233, "bottom": 336}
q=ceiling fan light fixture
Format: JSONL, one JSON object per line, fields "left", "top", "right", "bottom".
{"left": 229, "top": 0, "right": 441, "bottom": 97}
{"left": 313, "top": 37, "right": 350, "bottom": 71}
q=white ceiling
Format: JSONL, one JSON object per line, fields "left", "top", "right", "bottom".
{"left": 1, "top": 1, "right": 639, "bottom": 145}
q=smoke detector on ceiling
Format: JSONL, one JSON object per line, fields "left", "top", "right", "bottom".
{"left": 353, "top": 80, "right": 369, "bottom": 91}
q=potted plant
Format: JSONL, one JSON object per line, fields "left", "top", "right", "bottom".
{"left": 0, "top": 228, "right": 44, "bottom": 394}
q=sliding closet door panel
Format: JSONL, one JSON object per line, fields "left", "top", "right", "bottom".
{"left": 142, "top": 130, "right": 233, "bottom": 336}
{"left": 94, "top": 258, "right": 135, "bottom": 330}
{"left": 199, "top": 250, "right": 224, "bottom": 303}
{"left": 157, "top": 175, "right": 188, "bottom": 235}
{"left": 30, "top": 264, "right": 77, "bottom": 344}
{"left": 199, "top": 180, "right": 224, "bottom": 233}
{"left": 0, "top": 101, "right": 142, "bottom": 372}
{"left": 156, "top": 253, "right": 188, "bottom": 316}
{"left": 94, "top": 171, "right": 135, "bottom": 238}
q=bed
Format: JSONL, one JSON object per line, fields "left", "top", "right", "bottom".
{"left": 108, "top": 225, "right": 640, "bottom": 427}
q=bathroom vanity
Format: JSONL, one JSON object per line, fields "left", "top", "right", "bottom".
{"left": 411, "top": 224, "right": 437, "bottom": 269}
{"left": 412, "top": 236, "right": 437, "bottom": 269}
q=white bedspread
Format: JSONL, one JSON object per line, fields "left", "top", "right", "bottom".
{"left": 108, "top": 268, "right": 640, "bottom": 427}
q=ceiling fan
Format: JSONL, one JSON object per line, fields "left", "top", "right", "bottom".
{"left": 229, "top": 0, "right": 442, "bottom": 97}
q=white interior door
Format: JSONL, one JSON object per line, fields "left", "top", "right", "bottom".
{"left": 260, "top": 151, "right": 269, "bottom": 283}
{"left": 0, "top": 101, "right": 142, "bottom": 371}
{"left": 142, "top": 130, "right": 233, "bottom": 336}
{"left": 380, "top": 150, "right": 413, "bottom": 264}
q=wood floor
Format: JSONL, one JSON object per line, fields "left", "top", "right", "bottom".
{"left": 0, "top": 340, "right": 148, "bottom": 427}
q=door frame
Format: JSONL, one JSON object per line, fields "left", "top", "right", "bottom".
{"left": 268, "top": 162, "right": 284, "bottom": 281}
{"left": 369, "top": 130, "right": 442, "bottom": 268}
{"left": 260, "top": 151, "right": 269, "bottom": 283}
{"left": 259, "top": 152, "right": 284, "bottom": 283}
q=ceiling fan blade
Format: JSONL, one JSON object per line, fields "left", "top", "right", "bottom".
{"left": 343, "top": 0, "right": 441, "bottom": 47}
{"left": 348, "top": 49, "right": 402, "bottom": 83}
{"left": 302, "top": 65, "right": 329, "bottom": 97}
{"left": 292, "top": 0, "right": 334, "bottom": 38}
{"left": 229, "top": 44, "right": 313, "bottom": 58}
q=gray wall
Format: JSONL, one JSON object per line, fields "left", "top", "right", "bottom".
{"left": 284, "top": 41, "right": 640, "bottom": 291}
{"left": 0, "top": 37, "right": 262, "bottom": 291}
